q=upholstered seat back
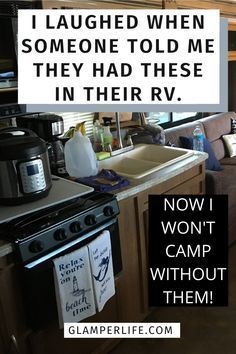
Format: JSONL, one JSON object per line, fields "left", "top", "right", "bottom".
{"left": 199, "top": 112, "right": 236, "bottom": 160}
{"left": 165, "top": 112, "right": 236, "bottom": 161}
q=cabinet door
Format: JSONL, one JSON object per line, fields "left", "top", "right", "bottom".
{"left": 135, "top": 193, "right": 150, "bottom": 314}
{"left": 41, "top": 0, "right": 162, "bottom": 9}
{"left": 164, "top": 174, "right": 205, "bottom": 194}
{"left": 116, "top": 197, "right": 149, "bottom": 322}
{"left": 41, "top": 0, "right": 86, "bottom": 8}
{"left": 135, "top": 163, "right": 205, "bottom": 313}
{"left": 28, "top": 292, "right": 120, "bottom": 354}
{"left": 0, "top": 251, "right": 121, "bottom": 354}
{"left": 0, "top": 335, "right": 7, "bottom": 354}
{"left": 0, "top": 264, "right": 31, "bottom": 354}
{"left": 228, "top": 21, "right": 236, "bottom": 110}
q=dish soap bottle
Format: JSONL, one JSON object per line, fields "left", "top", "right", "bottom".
{"left": 102, "top": 117, "right": 113, "bottom": 151}
{"left": 93, "top": 119, "right": 104, "bottom": 152}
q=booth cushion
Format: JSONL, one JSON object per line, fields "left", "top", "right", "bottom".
{"left": 164, "top": 112, "right": 236, "bottom": 245}
{"left": 222, "top": 134, "right": 236, "bottom": 157}
{"left": 179, "top": 136, "right": 222, "bottom": 171}
{"left": 164, "top": 121, "right": 205, "bottom": 147}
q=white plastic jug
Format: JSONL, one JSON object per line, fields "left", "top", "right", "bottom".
{"left": 64, "top": 132, "right": 98, "bottom": 178}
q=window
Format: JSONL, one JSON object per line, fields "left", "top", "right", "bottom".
{"left": 54, "top": 111, "right": 201, "bottom": 138}
{"left": 147, "top": 112, "right": 170, "bottom": 125}
{"left": 147, "top": 112, "right": 199, "bottom": 128}
{"left": 173, "top": 112, "right": 197, "bottom": 121}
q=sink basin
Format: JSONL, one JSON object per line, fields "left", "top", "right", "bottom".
{"left": 99, "top": 144, "right": 194, "bottom": 179}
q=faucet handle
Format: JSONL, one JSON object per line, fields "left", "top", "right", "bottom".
{"left": 126, "top": 135, "right": 134, "bottom": 147}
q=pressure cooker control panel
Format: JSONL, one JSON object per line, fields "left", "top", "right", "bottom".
{"left": 18, "top": 159, "right": 46, "bottom": 194}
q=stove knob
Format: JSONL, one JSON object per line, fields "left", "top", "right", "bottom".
{"left": 29, "top": 240, "right": 44, "bottom": 253}
{"left": 85, "top": 214, "right": 97, "bottom": 226}
{"left": 103, "top": 206, "right": 115, "bottom": 217}
{"left": 70, "top": 221, "right": 82, "bottom": 233}
{"left": 54, "top": 228, "right": 67, "bottom": 241}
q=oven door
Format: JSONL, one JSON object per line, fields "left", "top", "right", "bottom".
{"left": 20, "top": 218, "right": 122, "bottom": 330}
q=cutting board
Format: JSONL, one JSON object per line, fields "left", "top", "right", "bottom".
{"left": 0, "top": 177, "right": 94, "bottom": 224}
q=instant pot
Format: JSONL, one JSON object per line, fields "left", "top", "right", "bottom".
{"left": 16, "top": 114, "right": 67, "bottom": 177}
{"left": 0, "top": 127, "right": 52, "bottom": 205}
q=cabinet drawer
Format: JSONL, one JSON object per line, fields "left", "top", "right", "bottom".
{"left": 164, "top": 174, "right": 204, "bottom": 194}
{"left": 137, "top": 163, "right": 205, "bottom": 210}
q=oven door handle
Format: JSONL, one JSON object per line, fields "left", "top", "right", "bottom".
{"left": 24, "top": 218, "right": 118, "bottom": 269}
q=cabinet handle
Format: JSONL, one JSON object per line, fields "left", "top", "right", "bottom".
{"left": 10, "top": 334, "right": 20, "bottom": 354}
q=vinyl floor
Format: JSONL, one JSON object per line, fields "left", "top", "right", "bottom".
{"left": 110, "top": 243, "right": 236, "bottom": 354}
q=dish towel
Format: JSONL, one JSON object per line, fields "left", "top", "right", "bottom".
{"left": 88, "top": 230, "right": 115, "bottom": 312}
{"left": 76, "top": 169, "right": 130, "bottom": 192}
{"left": 53, "top": 246, "right": 96, "bottom": 327}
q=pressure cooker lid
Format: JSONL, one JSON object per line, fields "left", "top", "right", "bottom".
{"left": 0, "top": 136, "right": 47, "bottom": 160}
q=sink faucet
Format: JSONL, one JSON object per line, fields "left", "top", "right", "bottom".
{"left": 111, "top": 112, "right": 134, "bottom": 156}
{"left": 115, "top": 112, "right": 123, "bottom": 149}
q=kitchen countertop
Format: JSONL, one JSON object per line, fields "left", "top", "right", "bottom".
{"left": 0, "top": 176, "right": 93, "bottom": 224}
{"left": 0, "top": 151, "right": 207, "bottom": 258}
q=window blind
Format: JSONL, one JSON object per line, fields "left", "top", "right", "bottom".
{"left": 52, "top": 112, "right": 96, "bottom": 137}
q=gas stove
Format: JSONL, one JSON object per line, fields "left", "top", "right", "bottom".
{"left": 0, "top": 192, "right": 119, "bottom": 266}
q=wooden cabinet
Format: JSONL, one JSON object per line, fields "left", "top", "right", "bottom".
{"left": 28, "top": 293, "right": 120, "bottom": 354}
{"left": 0, "top": 255, "right": 121, "bottom": 354}
{"left": 229, "top": 60, "right": 236, "bottom": 111}
{"left": 116, "top": 197, "right": 149, "bottom": 322}
{"left": 0, "top": 162, "right": 205, "bottom": 354}
{"left": 41, "top": 0, "right": 89, "bottom": 8}
{"left": 39, "top": 0, "right": 236, "bottom": 15}
{"left": 117, "top": 162, "right": 205, "bottom": 319}
{"left": 39, "top": 0, "right": 236, "bottom": 65}
{"left": 41, "top": 0, "right": 162, "bottom": 9}
{"left": 163, "top": 0, "right": 236, "bottom": 18}
{"left": 228, "top": 21, "right": 236, "bottom": 110}
{"left": 0, "top": 261, "right": 31, "bottom": 354}
{"left": 228, "top": 21, "right": 236, "bottom": 62}
{"left": 0, "top": 88, "right": 17, "bottom": 107}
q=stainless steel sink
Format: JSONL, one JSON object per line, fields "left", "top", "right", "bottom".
{"left": 99, "top": 144, "right": 194, "bottom": 179}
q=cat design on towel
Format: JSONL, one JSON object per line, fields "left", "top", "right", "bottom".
{"left": 93, "top": 251, "right": 111, "bottom": 282}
